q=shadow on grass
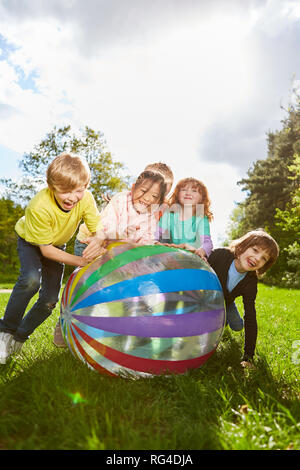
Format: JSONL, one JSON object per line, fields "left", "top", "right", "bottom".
{"left": 0, "top": 331, "right": 299, "bottom": 450}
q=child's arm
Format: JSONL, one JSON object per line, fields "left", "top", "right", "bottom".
{"left": 138, "top": 225, "right": 161, "bottom": 245}
{"left": 157, "top": 212, "right": 172, "bottom": 244}
{"left": 39, "top": 244, "right": 89, "bottom": 267}
{"left": 241, "top": 283, "right": 258, "bottom": 366}
{"left": 174, "top": 244, "right": 207, "bottom": 261}
{"left": 193, "top": 246, "right": 208, "bottom": 261}
{"left": 196, "top": 235, "right": 213, "bottom": 258}
{"left": 194, "top": 217, "right": 213, "bottom": 259}
{"left": 81, "top": 230, "right": 107, "bottom": 260}
{"left": 242, "top": 298, "right": 258, "bottom": 362}
{"left": 79, "top": 193, "right": 122, "bottom": 259}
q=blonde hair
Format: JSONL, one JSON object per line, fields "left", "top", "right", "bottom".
{"left": 168, "top": 177, "right": 213, "bottom": 221}
{"left": 229, "top": 229, "right": 279, "bottom": 275}
{"left": 144, "top": 162, "right": 174, "bottom": 184}
{"left": 47, "top": 152, "right": 90, "bottom": 191}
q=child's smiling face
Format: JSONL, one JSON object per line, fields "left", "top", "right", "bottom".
{"left": 132, "top": 180, "right": 161, "bottom": 213}
{"left": 53, "top": 186, "right": 86, "bottom": 211}
{"left": 178, "top": 183, "right": 202, "bottom": 206}
{"left": 235, "top": 245, "right": 270, "bottom": 273}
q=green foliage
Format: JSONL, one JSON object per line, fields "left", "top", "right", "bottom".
{"left": 237, "top": 107, "right": 299, "bottom": 230}
{"left": 1, "top": 125, "right": 131, "bottom": 207}
{"left": 225, "top": 205, "right": 248, "bottom": 243}
{"left": 279, "top": 242, "right": 300, "bottom": 288}
{"left": 226, "top": 101, "right": 300, "bottom": 286}
{"left": 0, "top": 198, "right": 23, "bottom": 277}
{"left": 275, "top": 154, "right": 300, "bottom": 238}
{"left": 275, "top": 155, "right": 300, "bottom": 287}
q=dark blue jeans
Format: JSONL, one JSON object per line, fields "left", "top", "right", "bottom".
{"left": 0, "top": 237, "right": 65, "bottom": 342}
{"left": 226, "top": 302, "right": 244, "bottom": 331}
{"left": 74, "top": 238, "right": 87, "bottom": 257}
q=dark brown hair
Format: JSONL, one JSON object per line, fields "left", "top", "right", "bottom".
{"left": 134, "top": 170, "right": 167, "bottom": 205}
{"left": 229, "top": 229, "right": 279, "bottom": 275}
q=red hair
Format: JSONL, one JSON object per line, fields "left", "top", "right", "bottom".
{"left": 168, "top": 177, "right": 213, "bottom": 221}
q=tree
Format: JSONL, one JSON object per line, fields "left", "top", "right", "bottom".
{"left": 275, "top": 154, "right": 300, "bottom": 287}
{"left": 224, "top": 205, "right": 248, "bottom": 243}
{"left": 0, "top": 125, "right": 131, "bottom": 281}
{"left": 1, "top": 125, "right": 131, "bottom": 207}
{"left": 236, "top": 106, "right": 300, "bottom": 233}
{"left": 0, "top": 198, "right": 24, "bottom": 279}
{"left": 226, "top": 101, "right": 300, "bottom": 284}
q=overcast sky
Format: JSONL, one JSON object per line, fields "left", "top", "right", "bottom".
{"left": 0, "top": 0, "right": 299, "bottom": 245}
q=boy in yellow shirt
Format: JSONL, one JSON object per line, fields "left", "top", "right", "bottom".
{"left": 0, "top": 152, "right": 105, "bottom": 364}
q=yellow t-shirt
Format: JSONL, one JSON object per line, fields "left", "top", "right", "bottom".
{"left": 77, "top": 221, "right": 94, "bottom": 242}
{"left": 15, "top": 187, "right": 101, "bottom": 246}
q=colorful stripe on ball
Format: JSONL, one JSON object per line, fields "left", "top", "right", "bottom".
{"left": 71, "top": 321, "right": 217, "bottom": 375}
{"left": 73, "top": 308, "right": 224, "bottom": 337}
{"left": 71, "top": 268, "right": 221, "bottom": 312}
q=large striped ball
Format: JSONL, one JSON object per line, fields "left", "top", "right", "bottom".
{"left": 60, "top": 242, "right": 225, "bottom": 377}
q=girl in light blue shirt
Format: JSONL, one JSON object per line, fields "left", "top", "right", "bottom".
{"left": 157, "top": 177, "right": 213, "bottom": 260}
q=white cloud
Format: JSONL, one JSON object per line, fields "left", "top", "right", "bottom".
{"left": 0, "top": 0, "right": 299, "bottom": 244}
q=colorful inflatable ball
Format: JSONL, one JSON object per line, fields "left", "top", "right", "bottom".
{"left": 60, "top": 242, "right": 225, "bottom": 377}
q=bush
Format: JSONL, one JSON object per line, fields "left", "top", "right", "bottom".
{"left": 281, "top": 241, "right": 300, "bottom": 288}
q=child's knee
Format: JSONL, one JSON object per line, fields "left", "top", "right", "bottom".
{"left": 230, "top": 320, "right": 244, "bottom": 331}
{"left": 226, "top": 302, "right": 244, "bottom": 331}
{"left": 74, "top": 239, "right": 87, "bottom": 257}
{"left": 19, "top": 272, "right": 40, "bottom": 293}
{"left": 45, "top": 301, "right": 57, "bottom": 313}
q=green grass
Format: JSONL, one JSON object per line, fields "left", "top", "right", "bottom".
{"left": 0, "top": 284, "right": 299, "bottom": 450}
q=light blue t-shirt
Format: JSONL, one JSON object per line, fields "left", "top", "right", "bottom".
{"left": 227, "top": 260, "right": 246, "bottom": 292}
{"left": 158, "top": 211, "right": 211, "bottom": 248}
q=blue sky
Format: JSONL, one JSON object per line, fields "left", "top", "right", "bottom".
{"left": 0, "top": 0, "right": 299, "bottom": 244}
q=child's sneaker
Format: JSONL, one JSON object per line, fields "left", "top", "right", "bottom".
{"left": 10, "top": 338, "right": 24, "bottom": 356}
{"left": 53, "top": 322, "right": 67, "bottom": 348}
{"left": 0, "top": 332, "right": 14, "bottom": 364}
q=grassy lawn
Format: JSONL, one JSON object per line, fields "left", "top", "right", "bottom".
{"left": 0, "top": 283, "right": 299, "bottom": 450}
